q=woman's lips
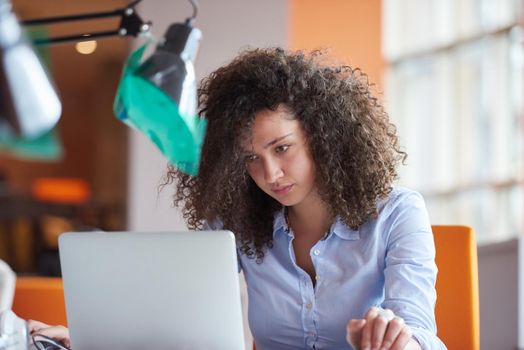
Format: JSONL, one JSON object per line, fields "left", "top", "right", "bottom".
{"left": 272, "top": 184, "right": 293, "bottom": 195}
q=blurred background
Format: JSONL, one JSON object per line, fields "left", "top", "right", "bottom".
{"left": 0, "top": 0, "right": 522, "bottom": 348}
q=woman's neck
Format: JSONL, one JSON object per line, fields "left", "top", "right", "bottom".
{"left": 287, "top": 193, "right": 334, "bottom": 240}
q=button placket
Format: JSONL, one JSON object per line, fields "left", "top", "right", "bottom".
{"left": 311, "top": 240, "right": 325, "bottom": 293}
{"left": 300, "top": 267, "right": 317, "bottom": 349}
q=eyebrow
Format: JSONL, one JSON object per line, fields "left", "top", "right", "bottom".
{"left": 263, "top": 133, "right": 293, "bottom": 149}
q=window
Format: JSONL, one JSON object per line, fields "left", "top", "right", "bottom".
{"left": 383, "top": 0, "right": 523, "bottom": 242}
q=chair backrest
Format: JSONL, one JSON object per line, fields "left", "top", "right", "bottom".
{"left": 12, "top": 276, "right": 67, "bottom": 326}
{"left": 432, "top": 225, "right": 480, "bottom": 350}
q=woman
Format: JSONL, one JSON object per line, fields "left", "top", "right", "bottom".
{"left": 31, "top": 48, "right": 446, "bottom": 350}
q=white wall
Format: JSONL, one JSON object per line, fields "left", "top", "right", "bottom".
{"left": 128, "top": 0, "right": 288, "bottom": 232}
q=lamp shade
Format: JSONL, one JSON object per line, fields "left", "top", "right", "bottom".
{"left": 136, "top": 21, "right": 200, "bottom": 117}
{"left": 114, "top": 20, "right": 206, "bottom": 176}
{"left": 0, "top": 1, "right": 61, "bottom": 142}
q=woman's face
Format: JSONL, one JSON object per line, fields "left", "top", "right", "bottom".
{"left": 241, "top": 105, "right": 317, "bottom": 208}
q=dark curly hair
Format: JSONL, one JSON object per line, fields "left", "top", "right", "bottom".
{"left": 164, "top": 47, "right": 406, "bottom": 262}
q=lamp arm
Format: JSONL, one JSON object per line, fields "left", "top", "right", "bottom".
{"left": 30, "top": 30, "right": 123, "bottom": 46}
{"left": 20, "top": 0, "right": 151, "bottom": 46}
{"left": 21, "top": 8, "right": 123, "bottom": 26}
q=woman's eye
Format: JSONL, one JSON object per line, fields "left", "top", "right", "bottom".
{"left": 245, "top": 154, "right": 258, "bottom": 162}
{"left": 275, "top": 144, "right": 290, "bottom": 153}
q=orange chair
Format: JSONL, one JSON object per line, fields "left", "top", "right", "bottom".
{"left": 12, "top": 276, "right": 67, "bottom": 326}
{"left": 432, "top": 225, "right": 480, "bottom": 350}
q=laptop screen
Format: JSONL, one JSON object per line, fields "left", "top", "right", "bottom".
{"left": 59, "top": 231, "right": 245, "bottom": 350}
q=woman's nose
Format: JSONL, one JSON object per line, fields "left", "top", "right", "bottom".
{"left": 262, "top": 158, "right": 284, "bottom": 183}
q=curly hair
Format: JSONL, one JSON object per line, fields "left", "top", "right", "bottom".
{"left": 164, "top": 47, "right": 406, "bottom": 262}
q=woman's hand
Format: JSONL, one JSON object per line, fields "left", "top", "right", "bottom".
{"left": 27, "top": 319, "right": 71, "bottom": 348}
{"left": 346, "top": 307, "right": 420, "bottom": 350}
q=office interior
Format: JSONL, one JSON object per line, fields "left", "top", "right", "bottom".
{"left": 0, "top": 0, "right": 522, "bottom": 349}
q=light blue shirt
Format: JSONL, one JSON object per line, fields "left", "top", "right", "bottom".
{"left": 212, "top": 187, "right": 446, "bottom": 349}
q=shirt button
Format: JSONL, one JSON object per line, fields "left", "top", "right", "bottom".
{"left": 306, "top": 302, "right": 313, "bottom": 310}
{"left": 313, "top": 249, "right": 320, "bottom": 256}
{"left": 315, "top": 275, "right": 321, "bottom": 281}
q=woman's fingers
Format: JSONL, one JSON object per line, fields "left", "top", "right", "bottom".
{"left": 36, "top": 325, "right": 70, "bottom": 342}
{"left": 27, "top": 319, "right": 49, "bottom": 333}
{"left": 360, "top": 306, "right": 380, "bottom": 349}
{"left": 357, "top": 307, "right": 410, "bottom": 350}
{"left": 370, "top": 309, "right": 394, "bottom": 349}
{"left": 27, "top": 320, "right": 71, "bottom": 348}
{"left": 346, "top": 319, "right": 367, "bottom": 349}
{"left": 380, "top": 316, "right": 405, "bottom": 349}
{"left": 390, "top": 326, "right": 412, "bottom": 350}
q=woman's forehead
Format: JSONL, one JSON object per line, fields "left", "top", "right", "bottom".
{"left": 240, "top": 109, "right": 302, "bottom": 150}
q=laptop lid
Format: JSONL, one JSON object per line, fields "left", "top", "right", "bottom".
{"left": 58, "top": 231, "right": 245, "bottom": 350}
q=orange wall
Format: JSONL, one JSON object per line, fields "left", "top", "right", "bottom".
{"left": 288, "top": 0, "right": 383, "bottom": 88}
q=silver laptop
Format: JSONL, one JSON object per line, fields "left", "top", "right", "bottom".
{"left": 58, "top": 231, "right": 245, "bottom": 350}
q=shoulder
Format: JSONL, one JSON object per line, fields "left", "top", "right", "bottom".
{"left": 377, "top": 186, "right": 427, "bottom": 220}
{"left": 203, "top": 217, "right": 224, "bottom": 230}
{"left": 369, "top": 186, "right": 431, "bottom": 242}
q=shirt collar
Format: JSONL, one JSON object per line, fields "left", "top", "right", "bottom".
{"left": 329, "top": 216, "right": 360, "bottom": 241}
{"left": 272, "top": 207, "right": 360, "bottom": 241}
{"left": 273, "top": 207, "right": 289, "bottom": 237}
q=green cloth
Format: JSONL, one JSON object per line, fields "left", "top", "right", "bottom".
{"left": 0, "top": 128, "right": 63, "bottom": 161}
{"left": 114, "top": 43, "right": 207, "bottom": 176}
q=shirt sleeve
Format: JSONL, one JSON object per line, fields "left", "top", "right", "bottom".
{"left": 381, "top": 190, "right": 447, "bottom": 350}
{"left": 202, "top": 218, "right": 221, "bottom": 230}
